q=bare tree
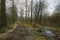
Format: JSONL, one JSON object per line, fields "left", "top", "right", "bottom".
{"left": 20, "top": 7, "right": 24, "bottom": 22}
{"left": 33, "top": 0, "right": 46, "bottom": 26}
{"left": 39, "top": 0, "right": 46, "bottom": 24}
{"left": 31, "top": 0, "right": 33, "bottom": 24}
{"left": 33, "top": 1, "right": 39, "bottom": 26}
{"left": 25, "top": 0, "right": 28, "bottom": 22}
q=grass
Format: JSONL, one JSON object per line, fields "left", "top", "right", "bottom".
{"left": 0, "top": 37, "right": 5, "bottom": 40}
{"left": 22, "top": 22, "right": 60, "bottom": 31}
{"left": 22, "top": 22, "right": 33, "bottom": 27}
{"left": 0, "top": 23, "right": 16, "bottom": 33}
{"left": 34, "top": 36, "right": 46, "bottom": 40}
{"left": 22, "top": 22, "right": 60, "bottom": 35}
{"left": 0, "top": 22, "right": 17, "bottom": 40}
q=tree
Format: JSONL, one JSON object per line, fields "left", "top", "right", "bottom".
{"left": 31, "top": 0, "right": 33, "bottom": 24}
{"left": 50, "top": 3, "right": 60, "bottom": 27}
{"left": 42, "top": 12, "right": 49, "bottom": 25}
{"left": 27, "top": 5, "right": 30, "bottom": 23}
{"left": 0, "top": 0, "right": 7, "bottom": 28}
{"left": 33, "top": 0, "right": 46, "bottom": 25}
{"left": 11, "top": 0, "right": 18, "bottom": 23}
{"left": 39, "top": 0, "right": 46, "bottom": 24}
{"left": 34, "top": 1, "right": 39, "bottom": 25}
{"left": 20, "top": 7, "right": 24, "bottom": 22}
{"left": 25, "top": 0, "right": 28, "bottom": 22}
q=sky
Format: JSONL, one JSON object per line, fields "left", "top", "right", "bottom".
{"left": 46, "top": 0, "right": 60, "bottom": 15}
{"left": 6, "top": 0, "right": 60, "bottom": 16}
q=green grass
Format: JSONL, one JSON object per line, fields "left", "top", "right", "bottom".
{"left": 0, "top": 23, "right": 15, "bottom": 33}
{"left": 34, "top": 36, "right": 46, "bottom": 40}
{"left": 22, "top": 22, "right": 60, "bottom": 32}
{"left": 0, "top": 37, "right": 5, "bottom": 40}
{"left": 22, "top": 22, "right": 32, "bottom": 27}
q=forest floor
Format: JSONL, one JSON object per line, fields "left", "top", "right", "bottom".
{"left": 0, "top": 23, "right": 17, "bottom": 40}
{"left": 0, "top": 23, "right": 60, "bottom": 40}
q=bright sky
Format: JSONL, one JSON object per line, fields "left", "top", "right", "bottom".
{"left": 46, "top": 0, "right": 59, "bottom": 15}
{"left": 6, "top": 0, "right": 60, "bottom": 16}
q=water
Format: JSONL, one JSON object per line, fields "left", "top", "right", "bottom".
{"left": 42, "top": 30, "right": 54, "bottom": 37}
{"left": 42, "top": 30, "right": 55, "bottom": 37}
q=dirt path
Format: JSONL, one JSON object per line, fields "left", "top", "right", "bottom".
{"left": 5, "top": 26, "right": 35, "bottom": 40}
{"left": 0, "top": 23, "right": 18, "bottom": 38}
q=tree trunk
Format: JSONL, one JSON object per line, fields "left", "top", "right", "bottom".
{"left": 25, "top": 0, "right": 28, "bottom": 23}
{"left": 31, "top": 0, "right": 33, "bottom": 24}
{"left": 1, "top": 0, "right": 7, "bottom": 28}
